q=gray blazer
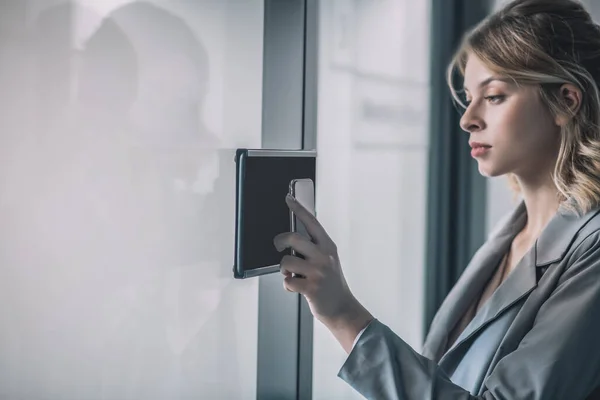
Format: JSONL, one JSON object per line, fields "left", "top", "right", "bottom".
{"left": 338, "top": 202, "right": 600, "bottom": 399}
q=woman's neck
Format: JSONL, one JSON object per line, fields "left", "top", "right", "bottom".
{"left": 515, "top": 172, "right": 561, "bottom": 238}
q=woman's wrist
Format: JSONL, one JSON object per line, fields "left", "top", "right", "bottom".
{"left": 321, "top": 296, "right": 374, "bottom": 353}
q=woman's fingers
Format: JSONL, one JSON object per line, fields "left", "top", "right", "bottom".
{"left": 282, "top": 270, "right": 311, "bottom": 295}
{"left": 273, "top": 232, "right": 328, "bottom": 263}
{"left": 280, "top": 255, "right": 313, "bottom": 294}
{"left": 285, "top": 195, "right": 336, "bottom": 250}
{"left": 280, "top": 254, "right": 314, "bottom": 279}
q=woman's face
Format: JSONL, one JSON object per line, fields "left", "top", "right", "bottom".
{"left": 460, "top": 54, "right": 561, "bottom": 180}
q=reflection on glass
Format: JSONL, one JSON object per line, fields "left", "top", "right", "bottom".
{"left": 0, "top": 1, "right": 263, "bottom": 398}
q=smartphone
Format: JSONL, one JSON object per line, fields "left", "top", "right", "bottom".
{"left": 289, "top": 178, "right": 316, "bottom": 260}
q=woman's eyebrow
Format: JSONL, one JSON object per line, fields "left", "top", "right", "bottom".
{"left": 463, "top": 76, "right": 512, "bottom": 92}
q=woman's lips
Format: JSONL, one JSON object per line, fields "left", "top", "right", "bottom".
{"left": 469, "top": 142, "right": 492, "bottom": 158}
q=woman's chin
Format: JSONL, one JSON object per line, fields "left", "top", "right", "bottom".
{"left": 477, "top": 162, "right": 504, "bottom": 178}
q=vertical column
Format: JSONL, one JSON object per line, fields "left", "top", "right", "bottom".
{"left": 257, "top": 1, "right": 311, "bottom": 399}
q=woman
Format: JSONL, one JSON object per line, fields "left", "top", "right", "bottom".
{"left": 274, "top": 0, "right": 600, "bottom": 398}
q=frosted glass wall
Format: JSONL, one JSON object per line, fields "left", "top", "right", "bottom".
{"left": 0, "top": 1, "right": 263, "bottom": 398}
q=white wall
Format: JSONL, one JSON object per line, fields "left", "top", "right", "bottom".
{"left": 0, "top": 1, "right": 263, "bottom": 398}
{"left": 313, "top": 1, "right": 430, "bottom": 398}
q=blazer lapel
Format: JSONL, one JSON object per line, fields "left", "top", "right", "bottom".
{"left": 438, "top": 247, "right": 537, "bottom": 364}
{"left": 422, "top": 202, "right": 526, "bottom": 362}
{"left": 435, "top": 203, "right": 600, "bottom": 365}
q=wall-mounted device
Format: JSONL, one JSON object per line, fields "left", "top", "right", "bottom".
{"left": 233, "top": 149, "right": 317, "bottom": 279}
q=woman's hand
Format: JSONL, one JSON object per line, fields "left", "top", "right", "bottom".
{"left": 273, "top": 195, "right": 374, "bottom": 353}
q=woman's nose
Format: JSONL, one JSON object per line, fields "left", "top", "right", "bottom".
{"left": 459, "top": 106, "right": 485, "bottom": 133}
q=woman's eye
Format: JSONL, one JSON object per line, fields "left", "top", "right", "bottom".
{"left": 484, "top": 95, "right": 505, "bottom": 104}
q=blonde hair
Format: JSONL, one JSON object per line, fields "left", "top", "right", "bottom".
{"left": 447, "top": 0, "right": 600, "bottom": 215}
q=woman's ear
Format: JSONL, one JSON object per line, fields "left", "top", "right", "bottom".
{"left": 555, "top": 83, "right": 582, "bottom": 126}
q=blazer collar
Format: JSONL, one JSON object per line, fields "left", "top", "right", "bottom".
{"left": 535, "top": 202, "right": 600, "bottom": 266}
{"left": 422, "top": 202, "right": 526, "bottom": 362}
{"left": 423, "top": 200, "right": 600, "bottom": 364}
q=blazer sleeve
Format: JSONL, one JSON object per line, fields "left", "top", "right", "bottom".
{"left": 338, "top": 231, "right": 600, "bottom": 400}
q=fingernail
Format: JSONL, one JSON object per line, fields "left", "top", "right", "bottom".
{"left": 274, "top": 238, "right": 284, "bottom": 252}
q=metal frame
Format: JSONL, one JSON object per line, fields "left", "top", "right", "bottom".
{"left": 297, "top": 3, "right": 317, "bottom": 399}
{"left": 247, "top": 149, "right": 317, "bottom": 157}
{"left": 302, "top": 0, "right": 318, "bottom": 152}
{"left": 256, "top": 0, "right": 317, "bottom": 399}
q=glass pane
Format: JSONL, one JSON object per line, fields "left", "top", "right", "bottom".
{"left": 313, "top": 0, "right": 430, "bottom": 398}
{"left": 0, "top": 1, "right": 263, "bottom": 398}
